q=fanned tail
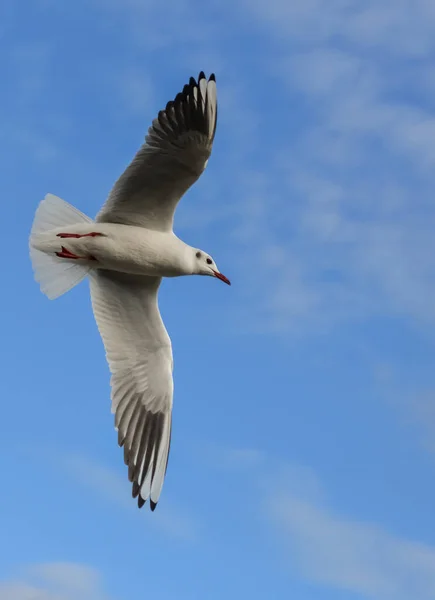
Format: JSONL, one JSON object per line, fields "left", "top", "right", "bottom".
{"left": 29, "top": 193, "right": 94, "bottom": 300}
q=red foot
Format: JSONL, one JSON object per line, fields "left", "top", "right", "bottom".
{"left": 56, "top": 232, "right": 104, "bottom": 238}
{"left": 56, "top": 246, "right": 82, "bottom": 259}
{"left": 55, "top": 246, "right": 97, "bottom": 261}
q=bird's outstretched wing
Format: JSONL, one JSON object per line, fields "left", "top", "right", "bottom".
{"left": 96, "top": 71, "right": 217, "bottom": 232}
{"left": 90, "top": 270, "right": 173, "bottom": 510}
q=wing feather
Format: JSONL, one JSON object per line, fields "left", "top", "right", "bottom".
{"left": 96, "top": 72, "right": 218, "bottom": 232}
{"left": 90, "top": 270, "right": 173, "bottom": 510}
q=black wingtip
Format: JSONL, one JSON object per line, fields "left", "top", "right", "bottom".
{"left": 150, "top": 500, "right": 157, "bottom": 511}
{"left": 132, "top": 481, "right": 140, "bottom": 498}
{"left": 138, "top": 495, "right": 146, "bottom": 509}
{"left": 197, "top": 71, "right": 216, "bottom": 83}
{"left": 183, "top": 73, "right": 215, "bottom": 99}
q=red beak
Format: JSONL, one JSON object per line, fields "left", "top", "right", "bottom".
{"left": 213, "top": 270, "right": 231, "bottom": 285}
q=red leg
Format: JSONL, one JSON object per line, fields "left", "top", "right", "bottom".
{"left": 56, "top": 232, "right": 105, "bottom": 238}
{"left": 55, "top": 246, "right": 97, "bottom": 261}
{"left": 56, "top": 246, "right": 81, "bottom": 259}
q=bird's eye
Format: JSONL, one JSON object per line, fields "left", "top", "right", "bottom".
{"left": 196, "top": 251, "right": 201, "bottom": 258}
{"left": 206, "top": 258, "right": 213, "bottom": 265}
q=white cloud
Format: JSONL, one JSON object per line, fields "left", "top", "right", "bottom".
{"left": 205, "top": 450, "right": 435, "bottom": 599}
{"left": 200, "top": 443, "right": 266, "bottom": 470}
{"left": 65, "top": 453, "right": 132, "bottom": 509}
{"left": 0, "top": 562, "right": 110, "bottom": 600}
{"left": 91, "top": 0, "right": 217, "bottom": 51}
{"left": 216, "top": 0, "right": 435, "bottom": 334}
{"left": 63, "top": 453, "right": 198, "bottom": 541}
{"left": 242, "top": 0, "right": 435, "bottom": 57}
{"left": 267, "top": 467, "right": 435, "bottom": 600}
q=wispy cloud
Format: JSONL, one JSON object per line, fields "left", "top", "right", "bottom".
{"left": 200, "top": 443, "right": 266, "bottom": 470}
{"left": 217, "top": 0, "right": 435, "bottom": 334}
{"left": 90, "top": 0, "right": 217, "bottom": 52}
{"left": 210, "top": 448, "right": 435, "bottom": 599}
{"left": 265, "top": 464, "right": 435, "bottom": 600}
{"left": 0, "top": 562, "right": 111, "bottom": 600}
{"left": 63, "top": 453, "right": 198, "bottom": 541}
{"left": 242, "top": 0, "right": 435, "bottom": 57}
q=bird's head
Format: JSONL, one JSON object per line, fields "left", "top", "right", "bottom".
{"left": 193, "top": 249, "right": 231, "bottom": 285}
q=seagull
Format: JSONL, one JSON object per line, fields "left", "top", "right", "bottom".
{"left": 29, "top": 71, "right": 230, "bottom": 511}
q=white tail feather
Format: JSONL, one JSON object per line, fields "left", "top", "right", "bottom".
{"left": 29, "top": 194, "right": 93, "bottom": 300}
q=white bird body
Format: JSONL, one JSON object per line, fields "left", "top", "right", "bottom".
{"left": 32, "top": 223, "right": 195, "bottom": 278}
{"left": 29, "top": 71, "right": 229, "bottom": 511}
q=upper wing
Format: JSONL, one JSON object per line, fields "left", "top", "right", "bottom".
{"left": 96, "top": 71, "right": 217, "bottom": 232}
{"left": 90, "top": 270, "right": 173, "bottom": 510}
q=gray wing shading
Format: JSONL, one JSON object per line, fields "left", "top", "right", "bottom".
{"left": 96, "top": 71, "right": 218, "bottom": 232}
{"left": 90, "top": 270, "right": 173, "bottom": 510}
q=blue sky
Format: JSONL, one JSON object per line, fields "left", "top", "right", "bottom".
{"left": 2, "top": 0, "right": 435, "bottom": 598}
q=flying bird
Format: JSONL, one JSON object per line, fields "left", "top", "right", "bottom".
{"left": 29, "top": 71, "right": 229, "bottom": 511}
